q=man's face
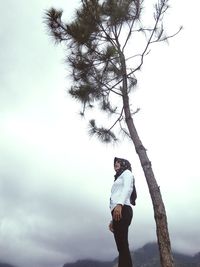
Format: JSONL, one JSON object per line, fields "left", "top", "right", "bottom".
{"left": 114, "top": 161, "right": 121, "bottom": 172}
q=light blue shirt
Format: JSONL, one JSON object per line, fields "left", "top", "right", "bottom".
{"left": 110, "top": 169, "right": 134, "bottom": 211}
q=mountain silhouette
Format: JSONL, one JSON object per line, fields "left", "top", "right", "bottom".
{"left": 0, "top": 263, "right": 17, "bottom": 267}
{"left": 63, "top": 242, "right": 200, "bottom": 267}
{"left": 1, "top": 243, "right": 199, "bottom": 267}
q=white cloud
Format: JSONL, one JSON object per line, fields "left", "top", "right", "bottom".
{"left": 0, "top": 0, "right": 200, "bottom": 267}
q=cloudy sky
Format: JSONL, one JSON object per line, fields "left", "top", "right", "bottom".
{"left": 0, "top": 0, "right": 200, "bottom": 267}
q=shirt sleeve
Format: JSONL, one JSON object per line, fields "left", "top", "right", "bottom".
{"left": 117, "top": 170, "right": 134, "bottom": 205}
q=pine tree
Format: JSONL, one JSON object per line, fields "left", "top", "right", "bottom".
{"left": 45, "top": 1, "right": 182, "bottom": 266}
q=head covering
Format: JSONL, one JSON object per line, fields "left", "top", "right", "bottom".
{"left": 114, "top": 157, "right": 132, "bottom": 180}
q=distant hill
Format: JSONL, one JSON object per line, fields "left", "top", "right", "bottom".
{"left": 1, "top": 243, "right": 199, "bottom": 267}
{"left": 131, "top": 242, "right": 200, "bottom": 267}
{"left": 0, "top": 263, "right": 17, "bottom": 267}
{"left": 63, "top": 260, "right": 113, "bottom": 267}
{"left": 63, "top": 242, "right": 200, "bottom": 267}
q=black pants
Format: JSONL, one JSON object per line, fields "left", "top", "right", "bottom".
{"left": 112, "top": 205, "right": 133, "bottom": 267}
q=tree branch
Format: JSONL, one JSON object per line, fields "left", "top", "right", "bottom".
{"left": 122, "top": 19, "right": 136, "bottom": 52}
{"left": 108, "top": 107, "right": 124, "bottom": 132}
{"left": 127, "top": 0, "right": 170, "bottom": 76}
{"left": 150, "top": 26, "right": 183, "bottom": 44}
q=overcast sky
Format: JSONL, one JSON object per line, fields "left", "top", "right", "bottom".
{"left": 0, "top": 1, "right": 200, "bottom": 267}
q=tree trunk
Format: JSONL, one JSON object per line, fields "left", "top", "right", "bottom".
{"left": 119, "top": 51, "right": 174, "bottom": 267}
{"left": 123, "top": 95, "right": 175, "bottom": 267}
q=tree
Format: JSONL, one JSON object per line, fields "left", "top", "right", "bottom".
{"left": 45, "top": 1, "right": 182, "bottom": 266}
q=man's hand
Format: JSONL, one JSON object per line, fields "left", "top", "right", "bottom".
{"left": 109, "top": 221, "right": 114, "bottom": 233}
{"left": 113, "top": 204, "right": 122, "bottom": 221}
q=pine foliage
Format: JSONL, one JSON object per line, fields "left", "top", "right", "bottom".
{"left": 45, "top": 0, "right": 182, "bottom": 143}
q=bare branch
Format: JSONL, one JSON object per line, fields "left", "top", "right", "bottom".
{"left": 117, "top": 21, "right": 123, "bottom": 39}
{"left": 108, "top": 107, "right": 124, "bottom": 132}
{"left": 132, "top": 107, "right": 141, "bottom": 115}
{"left": 119, "top": 120, "right": 131, "bottom": 139}
{"left": 150, "top": 26, "right": 183, "bottom": 44}
{"left": 127, "top": 0, "right": 172, "bottom": 76}
{"left": 122, "top": 19, "right": 135, "bottom": 52}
